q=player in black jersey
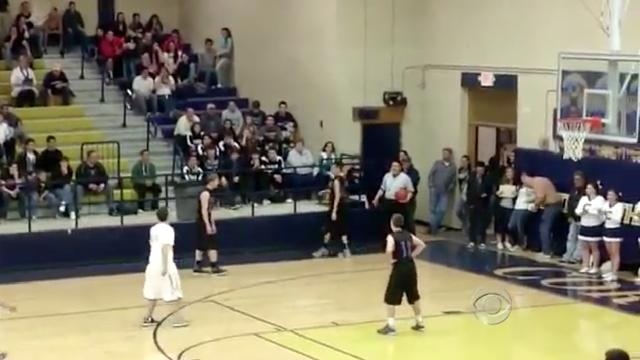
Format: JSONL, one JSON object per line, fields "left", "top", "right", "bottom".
{"left": 377, "top": 213, "right": 426, "bottom": 335}
{"left": 313, "top": 162, "right": 351, "bottom": 258}
{"left": 193, "top": 174, "right": 227, "bottom": 275}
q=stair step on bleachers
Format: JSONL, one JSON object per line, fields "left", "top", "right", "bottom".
{"left": 22, "top": 117, "right": 95, "bottom": 133}
{"left": 30, "top": 130, "right": 104, "bottom": 145}
{"left": 14, "top": 105, "right": 85, "bottom": 119}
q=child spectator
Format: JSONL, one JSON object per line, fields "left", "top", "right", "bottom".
{"left": 248, "top": 100, "right": 266, "bottom": 126}
{"left": 182, "top": 155, "right": 203, "bottom": 182}
{"left": 273, "top": 100, "right": 297, "bottom": 127}
{"left": 98, "top": 30, "right": 123, "bottom": 82}
{"left": 47, "top": 156, "right": 74, "bottom": 218}
{"left": 154, "top": 67, "right": 175, "bottom": 114}
{"left": 197, "top": 38, "right": 217, "bottom": 87}
{"left": 216, "top": 27, "right": 234, "bottom": 88}
{"left": 37, "top": 135, "right": 63, "bottom": 174}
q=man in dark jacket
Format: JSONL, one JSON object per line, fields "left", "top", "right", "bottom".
{"left": 16, "top": 138, "right": 39, "bottom": 177}
{"left": 75, "top": 150, "right": 115, "bottom": 215}
{"left": 131, "top": 149, "right": 161, "bottom": 212}
{"left": 43, "top": 64, "right": 74, "bottom": 105}
{"left": 561, "top": 171, "right": 586, "bottom": 263}
{"left": 466, "top": 161, "right": 492, "bottom": 249}
{"left": 401, "top": 155, "right": 420, "bottom": 234}
{"left": 37, "top": 135, "right": 63, "bottom": 174}
{"left": 61, "top": 1, "right": 87, "bottom": 56}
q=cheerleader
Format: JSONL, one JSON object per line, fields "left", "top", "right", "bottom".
{"left": 575, "top": 182, "right": 606, "bottom": 274}
{"left": 602, "top": 189, "right": 624, "bottom": 282}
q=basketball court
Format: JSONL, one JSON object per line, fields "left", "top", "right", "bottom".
{"left": 1, "top": 239, "right": 638, "bottom": 360}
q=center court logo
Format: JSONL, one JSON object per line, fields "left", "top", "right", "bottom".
{"left": 471, "top": 288, "right": 513, "bottom": 325}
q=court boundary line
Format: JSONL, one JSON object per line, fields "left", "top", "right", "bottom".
{"left": 254, "top": 334, "right": 322, "bottom": 360}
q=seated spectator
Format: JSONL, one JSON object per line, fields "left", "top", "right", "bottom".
{"left": 217, "top": 133, "right": 241, "bottom": 160}
{"left": 187, "top": 122, "right": 204, "bottom": 151}
{"left": 110, "top": 12, "right": 128, "bottom": 38}
{"left": 220, "top": 149, "right": 245, "bottom": 202}
{"left": 47, "top": 156, "right": 74, "bottom": 218}
{"left": 246, "top": 151, "right": 266, "bottom": 204}
{"left": 12, "top": 14, "right": 37, "bottom": 59}
{"left": 163, "top": 29, "right": 182, "bottom": 53}
{"left": 42, "top": 63, "right": 73, "bottom": 105}
{"left": 174, "top": 108, "right": 199, "bottom": 156}
{"left": 137, "top": 32, "right": 156, "bottom": 71}
{"left": 131, "top": 67, "right": 155, "bottom": 115}
{"left": 16, "top": 137, "right": 38, "bottom": 176}
{"left": 201, "top": 103, "right": 222, "bottom": 134}
{"left": 0, "top": 163, "right": 26, "bottom": 219}
{"left": 10, "top": 55, "right": 38, "bottom": 107}
{"left": 260, "top": 115, "right": 282, "bottom": 150}
{"left": 248, "top": 100, "right": 266, "bottom": 126}
{"left": 273, "top": 100, "right": 297, "bottom": 127}
{"left": 318, "top": 141, "right": 337, "bottom": 186}
{"left": 182, "top": 154, "right": 203, "bottom": 182}
{"left": 0, "top": 116, "right": 11, "bottom": 162}
{"left": 154, "top": 67, "right": 175, "bottom": 114}
{"left": 221, "top": 101, "right": 242, "bottom": 132}
{"left": 220, "top": 118, "right": 237, "bottom": 140}
{"left": 260, "top": 147, "right": 288, "bottom": 203}
{"left": 163, "top": 40, "right": 181, "bottom": 74}
{"left": 131, "top": 149, "right": 161, "bottom": 212}
{"left": 197, "top": 38, "right": 217, "bottom": 88}
{"left": 239, "top": 126, "right": 259, "bottom": 158}
{"left": 201, "top": 147, "right": 219, "bottom": 174}
{"left": 144, "top": 14, "right": 164, "bottom": 43}
{"left": 238, "top": 115, "right": 258, "bottom": 137}
{"left": 75, "top": 150, "right": 115, "bottom": 215}
{"left": 286, "top": 139, "right": 316, "bottom": 198}
{"left": 61, "top": 1, "right": 87, "bottom": 56}
{"left": 173, "top": 53, "right": 193, "bottom": 95}
{"left": 98, "top": 30, "right": 123, "bottom": 82}
{"left": 4, "top": 21, "right": 31, "bottom": 68}
{"left": 196, "top": 134, "right": 215, "bottom": 159}
{"left": 121, "top": 37, "right": 138, "bottom": 80}
{"left": 128, "top": 13, "right": 144, "bottom": 38}
{"left": 42, "top": 7, "right": 62, "bottom": 53}
{"left": 37, "top": 135, "right": 63, "bottom": 174}
{"left": 0, "top": 105, "right": 23, "bottom": 162}
{"left": 216, "top": 27, "right": 234, "bottom": 88}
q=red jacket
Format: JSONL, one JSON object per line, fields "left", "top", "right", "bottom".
{"left": 162, "top": 35, "right": 182, "bottom": 52}
{"left": 99, "top": 37, "right": 124, "bottom": 59}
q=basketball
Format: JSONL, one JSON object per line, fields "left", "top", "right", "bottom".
{"left": 395, "top": 188, "right": 409, "bottom": 203}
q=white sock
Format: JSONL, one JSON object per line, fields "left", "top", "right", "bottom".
{"left": 416, "top": 315, "right": 423, "bottom": 324}
{"left": 387, "top": 318, "right": 395, "bottom": 327}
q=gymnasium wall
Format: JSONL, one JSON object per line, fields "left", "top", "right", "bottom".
{"left": 25, "top": 0, "right": 180, "bottom": 33}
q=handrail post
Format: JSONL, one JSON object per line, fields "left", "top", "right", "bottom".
{"left": 100, "top": 69, "right": 105, "bottom": 103}
{"left": 119, "top": 176, "right": 124, "bottom": 226}
{"left": 73, "top": 182, "right": 79, "bottom": 229}
{"left": 146, "top": 117, "right": 151, "bottom": 150}
{"left": 164, "top": 174, "right": 169, "bottom": 208}
{"left": 122, "top": 94, "right": 127, "bottom": 127}
{"left": 27, "top": 196, "right": 32, "bottom": 233}
{"left": 79, "top": 50, "right": 85, "bottom": 80}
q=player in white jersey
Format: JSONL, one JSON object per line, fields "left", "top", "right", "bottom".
{"left": 141, "top": 207, "right": 188, "bottom": 328}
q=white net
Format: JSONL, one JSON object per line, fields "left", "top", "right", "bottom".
{"left": 559, "top": 120, "right": 591, "bottom": 161}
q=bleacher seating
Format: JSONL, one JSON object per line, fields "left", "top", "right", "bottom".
{"left": 0, "top": 59, "right": 45, "bottom": 104}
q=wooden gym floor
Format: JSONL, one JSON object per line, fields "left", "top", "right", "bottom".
{"left": 1, "top": 240, "right": 639, "bottom": 360}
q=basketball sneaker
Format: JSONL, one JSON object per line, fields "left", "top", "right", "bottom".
{"left": 578, "top": 267, "right": 590, "bottom": 274}
{"left": 478, "top": 244, "right": 487, "bottom": 250}
{"left": 211, "top": 266, "right": 227, "bottom": 276}
{"left": 411, "top": 322, "right": 425, "bottom": 332}
{"left": 343, "top": 248, "right": 352, "bottom": 258}
{"left": 312, "top": 247, "right": 329, "bottom": 258}
{"left": 193, "top": 267, "right": 208, "bottom": 275}
{"left": 467, "top": 243, "right": 475, "bottom": 249}
{"left": 587, "top": 267, "right": 599, "bottom": 275}
{"left": 376, "top": 324, "right": 396, "bottom": 336}
{"left": 141, "top": 317, "right": 158, "bottom": 327}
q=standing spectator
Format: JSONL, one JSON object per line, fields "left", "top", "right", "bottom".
{"left": 216, "top": 27, "right": 234, "bottom": 88}
{"left": 197, "top": 38, "right": 217, "bottom": 88}
{"left": 131, "top": 67, "right": 155, "bottom": 115}
{"left": 61, "top": 1, "right": 86, "bottom": 56}
{"left": 273, "top": 101, "right": 297, "bottom": 127}
{"left": 562, "top": 171, "right": 586, "bottom": 263}
{"left": 75, "top": 150, "right": 115, "bottom": 215}
{"left": 427, "top": 148, "right": 456, "bottom": 235}
{"left": 131, "top": 149, "right": 161, "bottom": 212}
{"left": 174, "top": 108, "right": 198, "bottom": 156}
{"left": 521, "top": 173, "right": 564, "bottom": 259}
{"left": 0, "top": 163, "right": 24, "bottom": 219}
{"left": 42, "top": 7, "right": 62, "bottom": 54}
{"left": 144, "top": 14, "right": 163, "bottom": 42}
{"left": 98, "top": 30, "right": 123, "bottom": 83}
{"left": 16, "top": 137, "right": 38, "bottom": 176}
{"left": 110, "top": 12, "right": 127, "bottom": 38}
{"left": 154, "top": 67, "right": 175, "bottom": 115}
{"left": 455, "top": 155, "right": 471, "bottom": 234}
{"left": 182, "top": 155, "right": 203, "bottom": 182}
{"left": 248, "top": 100, "right": 266, "bottom": 126}
{"left": 494, "top": 167, "right": 517, "bottom": 250}
{"left": 221, "top": 101, "right": 243, "bottom": 132}
{"left": 286, "top": 139, "right": 315, "bottom": 198}
{"left": 42, "top": 63, "right": 73, "bottom": 105}
{"left": 200, "top": 103, "right": 221, "bottom": 135}
{"left": 372, "top": 161, "right": 415, "bottom": 234}
{"left": 317, "top": 141, "right": 337, "bottom": 187}
{"left": 575, "top": 182, "right": 605, "bottom": 274}
{"left": 47, "top": 156, "right": 74, "bottom": 218}
{"left": 10, "top": 55, "right": 37, "bottom": 107}
{"left": 401, "top": 155, "right": 420, "bottom": 234}
{"left": 37, "top": 135, "right": 63, "bottom": 173}
{"left": 466, "top": 161, "right": 491, "bottom": 249}
{"left": 508, "top": 183, "right": 536, "bottom": 250}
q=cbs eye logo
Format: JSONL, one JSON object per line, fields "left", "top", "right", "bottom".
{"left": 471, "top": 288, "right": 513, "bottom": 326}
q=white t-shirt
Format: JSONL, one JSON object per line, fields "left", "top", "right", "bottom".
{"left": 603, "top": 202, "right": 624, "bottom": 229}
{"left": 148, "top": 222, "right": 175, "bottom": 267}
{"left": 154, "top": 76, "right": 175, "bottom": 96}
{"left": 575, "top": 195, "right": 606, "bottom": 227}
{"left": 380, "top": 172, "right": 414, "bottom": 199}
{"left": 514, "top": 187, "right": 535, "bottom": 210}
{"left": 132, "top": 75, "right": 154, "bottom": 97}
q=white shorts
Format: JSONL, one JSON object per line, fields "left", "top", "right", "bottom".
{"left": 143, "top": 263, "right": 183, "bottom": 302}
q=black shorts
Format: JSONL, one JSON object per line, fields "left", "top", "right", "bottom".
{"left": 384, "top": 260, "right": 420, "bottom": 306}
{"left": 196, "top": 221, "right": 218, "bottom": 251}
{"left": 326, "top": 203, "right": 347, "bottom": 239}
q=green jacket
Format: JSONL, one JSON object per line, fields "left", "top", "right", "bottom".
{"left": 131, "top": 161, "right": 157, "bottom": 184}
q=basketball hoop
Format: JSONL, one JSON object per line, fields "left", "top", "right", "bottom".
{"left": 558, "top": 117, "right": 602, "bottom": 161}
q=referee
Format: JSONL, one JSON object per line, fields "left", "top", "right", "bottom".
{"left": 372, "top": 161, "right": 415, "bottom": 234}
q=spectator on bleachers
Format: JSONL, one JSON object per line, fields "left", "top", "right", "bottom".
{"left": 0, "top": 115, "right": 10, "bottom": 162}
{"left": 131, "top": 149, "right": 161, "bottom": 212}
{"left": 238, "top": 115, "right": 258, "bottom": 136}
{"left": 47, "top": 156, "right": 74, "bottom": 218}
{"left": 154, "top": 67, "right": 175, "bottom": 114}
{"left": 128, "top": 13, "right": 144, "bottom": 38}
{"left": 174, "top": 108, "right": 198, "bottom": 155}
{"left": 216, "top": 27, "right": 234, "bottom": 88}
{"left": 201, "top": 103, "right": 221, "bottom": 134}
{"left": 42, "top": 7, "right": 62, "bottom": 54}
{"left": 196, "top": 134, "right": 215, "bottom": 159}
{"left": 144, "top": 14, "right": 163, "bottom": 42}
{"left": 10, "top": 55, "right": 37, "bottom": 107}
{"left": 173, "top": 53, "right": 194, "bottom": 98}
{"left": 286, "top": 139, "right": 315, "bottom": 198}
{"left": 217, "top": 133, "right": 241, "bottom": 160}
{"left": 121, "top": 36, "right": 138, "bottom": 80}
{"left": 111, "top": 12, "right": 127, "bottom": 38}
{"left": 182, "top": 154, "right": 203, "bottom": 182}
{"left": 220, "top": 149, "right": 244, "bottom": 201}
{"left": 0, "top": 0, "right": 9, "bottom": 42}
{"left": 0, "top": 105, "right": 23, "bottom": 162}
{"left": 197, "top": 38, "right": 217, "bottom": 88}
{"left": 61, "top": 1, "right": 87, "bottom": 56}
{"left": 162, "top": 39, "right": 180, "bottom": 74}
{"left": 317, "top": 141, "right": 337, "bottom": 185}
{"left": 4, "top": 26, "right": 28, "bottom": 69}
{"left": 16, "top": 137, "right": 38, "bottom": 176}
{"left": 261, "top": 147, "right": 287, "bottom": 203}
{"left": 249, "top": 100, "right": 266, "bottom": 126}
{"left": 138, "top": 31, "right": 155, "bottom": 69}
{"left": 98, "top": 30, "right": 123, "bottom": 83}
{"left": 240, "top": 125, "right": 259, "bottom": 158}
{"left": 273, "top": 100, "right": 297, "bottom": 127}
{"left": 37, "top": 135, "right": 63, "bottom": 174}
{"left": 14, "top": 2, "right": 42, "bottom": 58}
{"left": 201, "top": 147, "right": 218, "bottom": 174}
{"left": 131, "top": 67, "right": 155, "bottom": 115}
{"left": 247, "top": 151, "right": 266, "bottom": 204}
{"left": 220, "top": 118, "right": 236, "bottom": 140}
{"left": 260, "top": 115, "right": 282, "bottom": 150}
{"left": 221, "top": 101, "right": 242, "bottom": 131}
{"left": 187, "top": 122, "right": 204, "bottom": 151}
{"left": 163, "top": 29, "right": 182, "bottom": 52}
{"left": 43, "top": 63, "right": 73, "bottom": 105}
{"left": 75, "top": 150, "right": 115, "bottom": 215}
{"left": 0, "top": 163, "right": 24, "bottom": 219}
